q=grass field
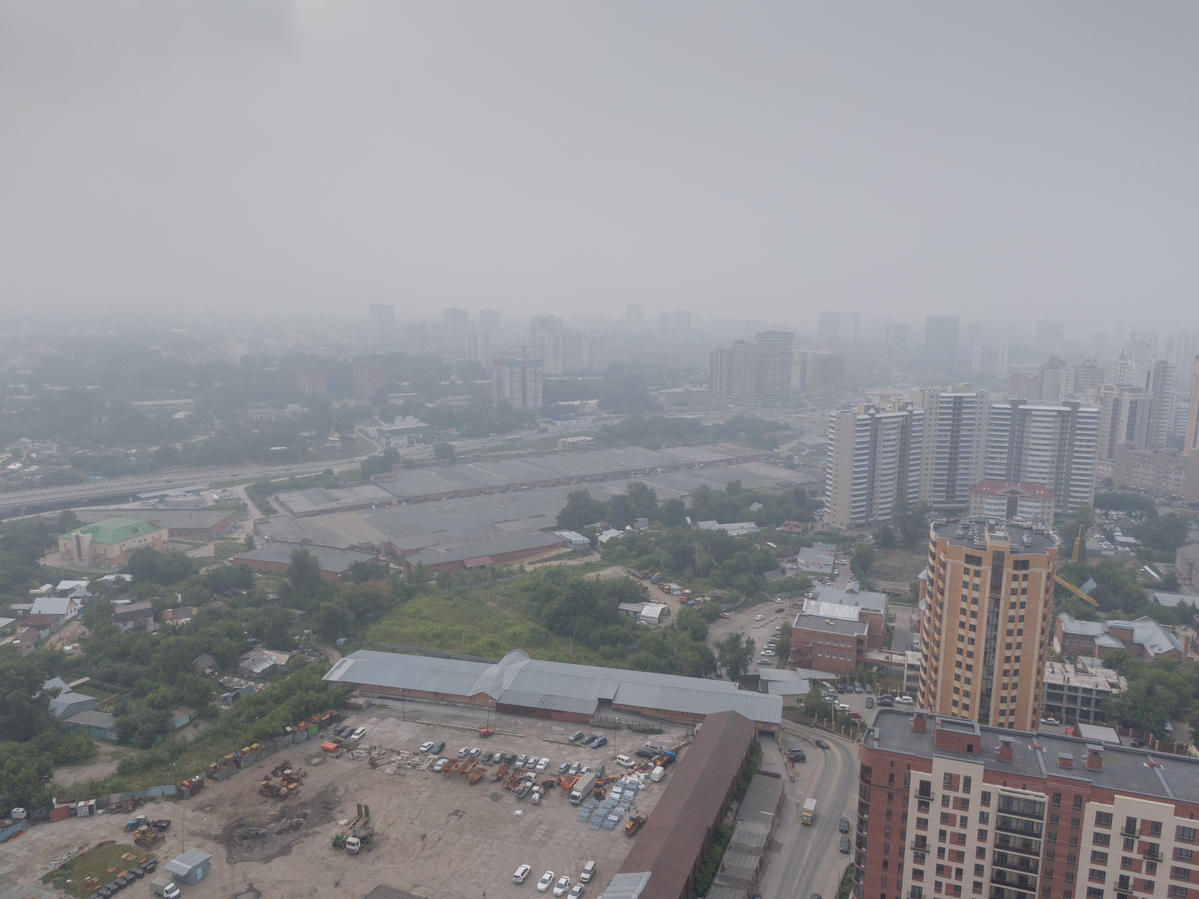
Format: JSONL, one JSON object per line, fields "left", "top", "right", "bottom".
{"left": 41, "top": 841, "right": 149, "bottom": 897}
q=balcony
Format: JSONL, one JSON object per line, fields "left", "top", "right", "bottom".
{"left": 991, "top": 868, "right": 1038, "bottom": 891}
{"left": 996, "top": 816, "right": 1043, "bottom": 838}
{"left": 992, "top": 851, "right": 1039, "bottom": 875}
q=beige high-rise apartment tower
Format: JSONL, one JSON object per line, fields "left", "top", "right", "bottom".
{"left": 917, "top": 518, "right": 1058, "bottom": 731}
{"left": 1185, "top": 355, "right": 1199, "bottom": 455}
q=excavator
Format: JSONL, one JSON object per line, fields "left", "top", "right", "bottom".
{"left": 1053, "top": 524, "right": 1099, "bottom": 608}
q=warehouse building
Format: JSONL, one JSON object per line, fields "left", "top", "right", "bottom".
{"left": 323, "top": 649, "right": 781, "bottom": 731}
{"left": 400, "top": 532, "right": 567, "bottom": 575}
{"left": 601, "top": 711, "right": 758, "bottom": 899}
{"left": 57, "top": 517, "right": 168, "bottom": 566}
{"left": 231, "top": 541, "right": 379, "bottom": 582}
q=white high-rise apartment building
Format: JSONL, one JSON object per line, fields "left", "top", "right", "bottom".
{"left": 917, "top": 390, "right": 985, "bottom": 511}
{"left": 983, "top": 399, "right": 1098, "bottom": 515}
{"left": 823, "top": 403, "right": 924, "bottom": 529}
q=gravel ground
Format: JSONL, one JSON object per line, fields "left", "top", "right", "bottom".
{"left": 3, "top": 703, "right": 692, "bottom": 899}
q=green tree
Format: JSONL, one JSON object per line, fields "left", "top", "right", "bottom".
{"left": 55, "top": 509, "right": 81, "bottom": 534}
{"left": 285, "top": 548, "right": 326, "bottom": 606}
{"left": 433, "top": 442, "right": 456, "bottom": 463}
{"left": 850, "top": 543, "right": 877, "bottom": 580}
{"left": 556, "top": 489, "right": 606, "bottom": 531}
{"left": 660, "top": 498, "right": 686, "bottom": 528}
{"left": 716, "top": 632, "right": 755, "bottom": 682}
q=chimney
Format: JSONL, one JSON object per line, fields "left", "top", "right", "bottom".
{"left": 1085, "top": 745, "right": 1104, "bottom": 771}
{"left": 913, "top": 711, "right": 928, "bottom": 733}
{"left": 1057, "top": 752, "right": 1074, "bottom": 769}
{"left": 997, "top": 737, "right": 1014, "bottom": 762}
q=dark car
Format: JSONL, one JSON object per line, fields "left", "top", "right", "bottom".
{"left": 583, "top": 734, "right": 599, "bottom": 746}
{"left": 131, "top": 866, "right": 145, "bottom": 878}
{"left": 142, "top": 859, "right": 157, "bottom": 873}
{"left": 840, "top": 835, "right": 851, "bottom": 853}
{"left": 815, "top": 739, "right": 830, "bottom": 750}
{"left": 569, "top": 730, "right": 585, "bottom": 742}
{"left": 431, "top": 741, "right": 445, "bottom": 755}
{"left": 787, "top": 748, "right": 806, "bottom": 763}
{"left": 591, "top": 735, "right": 608, "bottom": 748}
{"left": 839, "top": 816, "right": 850, "bottom": 833}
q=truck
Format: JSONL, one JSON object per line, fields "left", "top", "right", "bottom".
{"left": 569, "top": 773, "right": 598, "bottom": 805}
{"left": 150, "top": 878, "right": 181, "bottom": 898}
{"left": 801, "top": 797, "right": 817, "bottom": 825}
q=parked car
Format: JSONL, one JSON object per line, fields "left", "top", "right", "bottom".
{"left": 513, "top": 864, "right": 533, "bottom": 884}
{"left": 896, "top": 695, "right": 914, "bottom": 705}
{"left": 553, "top": 876, "right": 572, "bottom": 897}
{"left": 516, "top": 753, "right": 528, "bottom": 767}
{"left": 536, "top": 757, "right": 550, "bottom": 772}
{"left": 615, "top": 754, "right": 636, "bottom": 767}
{"left": 558, "top": 761, "right": 572, "bottom": 774}
{"left": 569, "top": 883, "right": 585, "bottom": 898}
{"left": 431, "top": 741, "right": 445, "bottom": 754}
{"left": 419, "top": 741, "right": 435, "bottom": 753}
{"left": 580, "top": 860, "right": 597, "bottom": 883}
{"left": 754, "top": 614, "right": 766, "bottom": 621}
{"left": 433, "top": 758, "right": 448, "bottom": 772}
{"left": 865, "top": 697, "right": 874, "bottom": 709}
{"left": 840, "top": 835, "right": 851, "bottom": 853}
{"left": 568, "top": 762, "right": 581, "bottom": 776}
{"left": 537, "top": 871, "right": 555, "bottom": 893}
{"left": 350, "top": 727, "right": 366, "bottom": 741}
{"left": 458, "top": 747, "right": 469, "bottom": 758}
{"left": 591, "top": 736, "right": 608, "bottom": 748}
{"left": 569, "top": 730, "right": 585, "bottom": 742}
{"left": 839, "top": 816, "right": 850, "bottom": 833}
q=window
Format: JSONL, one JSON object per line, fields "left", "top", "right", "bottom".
{"left": 1175, "top": 847, "right": 1193, "bottom": 862}
{"left": 1095, "top": 812, "right": 1113, "bottom": 829}
{"left": 963, "top": 776, "right": 972, "bottom": 791}
{"left": 1177, "top": 825, "right": 1196, "bottom": 842}
{"left": 1150, "top": 820, "right": 1163, "bottom": 837}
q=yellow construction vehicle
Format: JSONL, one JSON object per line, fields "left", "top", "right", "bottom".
{"left": 1072, "top": 524, "right": 1084, "bottom": 563}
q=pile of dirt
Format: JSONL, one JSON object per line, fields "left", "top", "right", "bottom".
{"left": 221, "top": 783, "right": 340, "bottom": 863}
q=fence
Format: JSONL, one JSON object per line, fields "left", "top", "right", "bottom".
{"left": 0, "top": 820, "right": 26, "bottom": 843}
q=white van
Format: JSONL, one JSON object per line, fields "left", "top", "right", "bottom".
{"left": 580, "top": 860, "right": 597, "bottom": 883}
{"left": 615, "top": 754, "right": 636, "bottom": 767}
{"left": 514, "top": 864, "right": 533, "bottom": 884}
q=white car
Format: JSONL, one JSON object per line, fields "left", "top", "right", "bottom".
{"left": 535, "top": 757, "right": 550, "bottom": 772}
{"left": 553, "top": 876, "right": 572, "bottom": 896}
{"left": 569, "top": 883, "right": 585, "bottom": 898}
{"left": 896, "top": 696, "right": 914, "bottom": 705}
{"left": 350, "top": 727, "right": 366, "bottom": 741}
{"left": 419, "top": 741, "right": 434, "bottom": 753}
{"left": 754, "top": 614, "right": 766, "bottom": 621}
{"left": 513, "top": 864, "right": 533, "bottom": 884}
{"left": 537, "top": 871, "right": 555, "bottom": 892}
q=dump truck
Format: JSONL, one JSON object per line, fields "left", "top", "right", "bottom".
{"left": 802, "top": 797, "right": 817, "bottom": 825}
{"left": 569, "top": 773, "right": 598, "bottom": 805}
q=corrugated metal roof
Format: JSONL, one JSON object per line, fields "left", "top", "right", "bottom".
{"left": 325, "top": 649, "right": 782, "bottom": 725}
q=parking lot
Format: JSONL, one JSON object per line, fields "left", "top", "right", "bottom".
{"left": 2, "top": 702, "right": 693, "bottom": 899}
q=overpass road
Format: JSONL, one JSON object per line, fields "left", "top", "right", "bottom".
{"left": 757, "top": 725, "right": 859, "bottom": 898}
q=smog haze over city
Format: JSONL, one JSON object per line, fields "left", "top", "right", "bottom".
{"left": 6, "top": 7, "right": 1199, "bottom": 899}
{"left": 3, "top": 1, "right": 1198, "bottom": 330}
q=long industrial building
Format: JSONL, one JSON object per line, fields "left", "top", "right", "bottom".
{"left": 857, "top": 709, "right": 1199, "bottom": 899}
{"left": 323, "top": 649, "right": 782, "bottom": 730}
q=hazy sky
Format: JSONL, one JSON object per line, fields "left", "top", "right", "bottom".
{"left": 3, "top": 2, "right": 1197, "bottom": 331}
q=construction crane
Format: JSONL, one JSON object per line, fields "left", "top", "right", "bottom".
{"left": 1054, "top": 574, "right": 1098, "bottom": 608}
{"left": 1072, "top": 524, "right": 1084, "bottom": 564}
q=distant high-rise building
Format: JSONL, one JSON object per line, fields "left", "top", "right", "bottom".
{"left": 1006, "top": 371, "right": 1039, "bottom": 400}
{"left": 711, "top": 339, "right": 758, "bottom": 400}
{"left": 817, "top": 310, "right": 840, "bottom": 342}
{"left": 443, "top": 308, "right": 470, "bottom": 352}
{"left": 923, "top": 316, "right": 960, "bottom": 368}
{"left": 969, "top": 341, "right": 1007, "bottom": 375}
{"left": 467, "top": 333, "right": 491, "bottom": 372}
{"left": 352, "top": 362, "right": 386, "bottom": 399}
{"left": 368, "top": 304, "right": 396, "bottom": 346}
{"left": 1147, "top": 359, "right": 1176, "bottom": 450}
{"left": 918, "top": 518, "right": 1057, "bottom": 731}
{"left": 1068, "top": 359, "right": 1105, "bottom": 397}
{"left": 1038, "top": 357, "right": 1068, "bottom": 402}
{"left": 624, "top": 304, "right": 644, "bottom": 334}
{"left": 753, "top": 330, "right": 794, "bottom": 398}
{"left": 919, "top": 390, "right": 984, "bottom": 511}
{"left": 657, "top": 310, "right": 691, "bottom": 344}
{"left": 404, "top": 322, "right": 429, "bottom": 354}
{"left": 983, "top": 399, "right": 1098, "bottom": 514}
{"left": 295, "top": 366, "right": 327, "bottom": 397}
{"left": 493, "top": 357, "right": 543, "bottom": 411}
{"left": 1034, "top": 318, "right": 1065, "bottom": 353}
{"left": 1095, "top": 384, "right": 1152, "bottom": 462}
{"left": 479, "top": 308, "right": 502, "bottom": 339}
{"left": 586, "top": 336, "right": 607, "bottom": 372}
{"left": 823, "top": 403, "right": 925, "bottom": 529}
{"left": 792, "top": 348, "right": 844, "bottom": 393}
{"left": 1185, "top": 356, "right": 1199, "bottom": 456}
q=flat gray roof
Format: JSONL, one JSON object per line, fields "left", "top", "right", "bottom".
{"left": 326, "top": 649, "right": 782, "bottom": 725}
{"left": 869, "top": 709, "right": 1199, "bottom": 801}
{"left": 233, "top": 541, "right": 377, "bottom": 573}
{"left": 403, "top": 532, "right": 565, "bottom": 567}
{"left": 792, "top": 612, "right": 868, "bottom": 636}
{"left": 75, "top": 508, "right": 235, "bottom": 529}
{"left": 933, "top": 518, "right": 1057, "bottom": 554}
{"left": 815, "top": 585, "right": 887, "bottom": 613}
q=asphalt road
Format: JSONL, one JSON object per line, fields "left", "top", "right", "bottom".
{"left": 757, "top": 726, "right": 858, "bottom": 898}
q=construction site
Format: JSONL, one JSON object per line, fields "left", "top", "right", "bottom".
{"left": 6, "top": 700, "right": 695, "bottom": 898}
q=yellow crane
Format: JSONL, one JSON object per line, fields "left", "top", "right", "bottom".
{"left": 1054, "top": 574, "right": 1099, "bottom": 608}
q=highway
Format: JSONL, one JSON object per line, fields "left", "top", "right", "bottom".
{"left": 757, "top": 725, "right": 859, "bottom": 899}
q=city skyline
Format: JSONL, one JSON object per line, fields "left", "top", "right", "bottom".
{"left": 3, "top": 3, "right": 1199, "bottom": 330}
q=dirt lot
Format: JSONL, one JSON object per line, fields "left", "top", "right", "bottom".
{"left": 5, "top": 702, "right": 692, "bottom": 899}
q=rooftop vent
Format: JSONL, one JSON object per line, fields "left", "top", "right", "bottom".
{"left": 1085, "top": 745, "right": 1103, "bottom": 771}
{"left": 1057, "top": 753, "right": 1074, "bottom": 769}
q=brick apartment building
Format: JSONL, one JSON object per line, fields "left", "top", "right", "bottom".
{"left": 857, "top": 708, "right": 1199, "bottom": 899}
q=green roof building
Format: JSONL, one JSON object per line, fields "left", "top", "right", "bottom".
{"left": 58, "top": 516, "right": 168, "bottom": 567}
